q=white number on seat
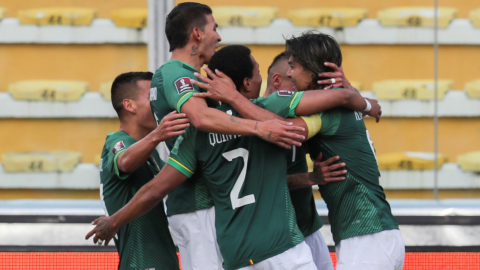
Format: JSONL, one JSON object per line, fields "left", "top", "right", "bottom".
{"left": 222, "top": 148, "right": 255, "bottom": 209}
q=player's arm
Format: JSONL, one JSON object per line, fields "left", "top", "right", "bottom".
{"left": 287, "top": 153, "right": 347, "bottom": 190}
{"left": 86, "top": 164, "right": 188, "bottom": 245}
{"left": 116, "top": 112, "right": 190, "bottom": 173}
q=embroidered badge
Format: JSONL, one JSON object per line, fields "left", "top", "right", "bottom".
{"left": 277, "top": 90, "right": 295, "bottom": 96}
{"left": 174, "top": 77, "right": 194, "bottom": 94}
{"left": 112, "top": 141, "right": 126, "bottom": 155}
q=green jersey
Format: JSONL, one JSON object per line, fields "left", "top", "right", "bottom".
{"left": 167, "top": 103, "right": 304, "bottom": 270}
{"left": 150, "top": 60, "right": 219, "bottom": 216}
{"left": 306, "top": 107, "right": 398, "bottom": 245}
{"left": 100, "top": 131, "right": 179, "bottom": 270}
{"left": 287, "top": 145, "right": 323, "bottom": 237}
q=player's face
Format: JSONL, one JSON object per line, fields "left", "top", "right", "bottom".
{"left": 200, "top": 14, "right": 221, "bottom": 64}
{"left": 135, "top": 80, "right": 157, "bottom": 131}
{"left": 286, "top": 56, "right": 314, "bottom": 91}
{"left": 277, "top": 60, "right": 296, "bottom": 91}
{"left": 248, "top": 55, "right": 262, "bottom": 99}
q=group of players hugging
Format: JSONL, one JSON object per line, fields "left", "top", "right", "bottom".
{"left": 86, "top": 2, "right": 405, "bottom": 270}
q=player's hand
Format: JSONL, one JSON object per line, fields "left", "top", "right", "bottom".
{"left": 256, "top": 119, "right": 305, "bottom": 149}
{"left": 155, "top": 111, "right": 190, "bottom": 141}
{"left": 191, "top": 66, "right": 240, "bottom": 104}
{"left": 85, "top": 216, "right": 117, "bottom": 246}
{"left": 317, "top": 62, "right": 355, "bottom": 90}
{"left": 310, "top": 153, "right": 347, "bottom": 185}
{"left": 365, "top": 98, "right": 382, "bottom": 123}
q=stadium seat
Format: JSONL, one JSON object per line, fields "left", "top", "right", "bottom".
{"left": 465, "top": 79, "right": 480, "bottom": 98}
{"left": 288, "top": 8, "right": 368, "bottom": 28}
{"left": 350, "top": 81, "right": 363, "bottom": 91}
{"left": 211, "top": 6, "right": 278, "bottom": 27}
{"left": 378, "top": 7, "right": 457, "bottom": 28}
{"left": 8, "top": 80, "right": 88, "bottom": 101}
{"left": 457, "top": 151, "right": 480, "bottom": 172}
{"left": 94, "top": 154, "right": 101, "bottom": 166}
{"left": 1, "top": 151, "right": 82, "bottom": 173}
{"left": 111, "top": 8, "right": 147, "bottom": 28}
{"left": 470, "top": 8, "right": 480, "bottom": 28}
{"left": 18, "top": 8, "right": 96, "bottom": 26}
{"left": 99, "top": 81, "right": 113, "bottom": 100}
{"left": 372, "top": 80, "right": 454, "bottom": 100}
{"left": 0, "top": 8, "right": 5, "bottom": 21}
{"left": 378, "top": 152, "right": 447, "bottom": 170}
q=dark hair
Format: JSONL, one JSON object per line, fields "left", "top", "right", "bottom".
{"left": 111, "top": 72, "right": 153, "bottom": 117}
{"left": 267, "top": 52, "right": 288, "bottom": 74}
{"left": 285, "top": 31, "right": 342, "bottom": 89}
{"left": 208, "top": 45, "right": 253, "bottom": 91}
{"left": 165, "top": 2, "right": 212, "bottom": 52}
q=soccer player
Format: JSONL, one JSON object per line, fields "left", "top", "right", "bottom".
{"left": 99, "top": 72, "right": 189, "bottom": 270}
{"left": 264, "top": 52, "right": 334, "bottom": 270}
{"left": 150, "top": 3, "right": 305, "bottom": 269}
{"left": 285, "top": 32, "right": 405, "bottom": 270}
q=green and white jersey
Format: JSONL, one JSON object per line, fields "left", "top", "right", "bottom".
{"left": 100, "top": 131, "right": 179, "bottom": 270}
{"left": 306, "top": 107, "right": 398, "bottom": 245}
{"left": 287, "top": 145, "right": 323, "bottom": 237}
{"left": 150, "top": 60, "right": 219, "bottom": 216}
{"left": 166, "top": 100, "right": 304, "bottom": 270}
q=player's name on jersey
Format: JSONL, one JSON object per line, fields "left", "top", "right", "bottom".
{"left": 208, "top": 133, "right": 242, "bottom": 147}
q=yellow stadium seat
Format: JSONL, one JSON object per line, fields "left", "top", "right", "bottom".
{"left": 94, "top": 154, "right": 101, "bottom": 166}
{"left": 111, "top": 8, "right": 147, "bottom": 28}
{"left": 8, "top": 80, "right": 88, "bottom": 101}
{"left": 0, "top": 8, "right": 5, "bottom": 21}
{"left": 470, "top": 8, "right": 480, "bottom": 28}
{"left": 465, "top": 79, "right": 480, "bottom": 98}
{"left": 372, "top": 80, "right": 454, "bottom": 100}
{"left": 378, "top": 7, "right": 457, "bottom": 28}
{"left": 457, "top": 151, "right": 480, "bottom": 172}
{"left": 100, "top": 81, "right": 113, "bottom": 100}
{"left": 212, "top": 6, "right": 278, "bottom": 27}
{"left": 288, "top": 8, "right": 368, "bottom": 27}
{"left": 2, "top": 151, "right": 82, "bottom": 173}
{"left": 18, "top": 8, "right": 96, "bottom": 26}
{"left": 378, "top": 152, "right": 447, "bottom": 170}
{"left": 350, "top": 81, "right": 363, "bottom": 91}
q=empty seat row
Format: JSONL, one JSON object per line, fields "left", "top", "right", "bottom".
{"left": 1, "top": 151, "right": 82, "bottom": 172}
{"left": 6, "top": 79, "right": 480, "bottom": 102}
{"left": 0, "top": 7, "right": 479, "bottom": 28}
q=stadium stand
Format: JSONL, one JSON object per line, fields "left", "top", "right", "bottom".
{"left": 211, "top": 6, "right": 278, "bottom": 27}
{"left": 8, "top": 80, "right": 88, "bottom": 101}
{"left": 465, "top": 79, "right": 480, "bottom": 98}
{"left": 470, "top": 8, "right": 480, "bottom": 28}
{"left": 111, "top": 8, "right": 147, "bottom": 28}
{"left": 377, "top": 7, "right": 458, "bottom": 28}
{"left": 372, "top": 79, "right": 454, "bottom": 100}
{"left": 458, "top": 152, "right": 480, "bottom": 172}
{"left": 350, "top": 81, "right": 362, "bottom": 91}
{"left": 17, "top": 8, "right": 97, "bottom": 26}
{"left": 1, "top": 151, "right": 82, "bottom": 173}
{"left": 0, "top": 7, "right": 5, "bottom": 21}
{"left": 287, "top": 8, "right": 368, "bottom": 27}
{"left": 377, "top": 152, "right": 447, "bottom": 170}
{"left": 99, "top": 81, "right": 113, "bottom": 100}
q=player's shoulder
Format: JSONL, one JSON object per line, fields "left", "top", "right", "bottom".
{"left": 105, "top": 131, "right": 134, "bottom": 151}
{"left": 159, "top": 60, "right": 196, "bottom": 77}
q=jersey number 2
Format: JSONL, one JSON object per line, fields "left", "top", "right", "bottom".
{"left": 222, "top": 148, "right": 256, "bottom": 210}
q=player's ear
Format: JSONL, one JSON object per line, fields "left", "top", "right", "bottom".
{"left": 243, "top": 77, "right": 251, "bottom": 92}
{"left": 192, "top": 27, "right": 202, "bottom": 42}
{"left": 123, "top": 99, "right": 136, "bottom": 114}
{"left": 272, "top": 73, "right": 282, "bottom": 89}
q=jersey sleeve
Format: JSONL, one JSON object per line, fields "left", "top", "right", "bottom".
{"left": 167, "top": 126, "right": 198, "bottom": 178}
{"left": 318, "top": 110, "right": 342, "bottom": 135}
{"left": 163, "top": 68, "right": 202, "bottom": 113}
{"left": 106, "top": 134, "right": 137, "bottom": 180}
{"left": 252, "top": 90, "right": 304, "bottom": 118}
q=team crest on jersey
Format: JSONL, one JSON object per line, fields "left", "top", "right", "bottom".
{"left": 277, "top": 90, "right": 295, "bottom": 96}
{"left": 174, "top": 77, "right": 194, "bottom": 94}
{"left": 112, "top": 141, "right": 126, "bottom": 155}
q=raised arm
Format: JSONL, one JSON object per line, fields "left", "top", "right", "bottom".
{"left": 117, "top": 112, "right": 189, "bottom": 173}
{"left": 86, "top": 165, "right": 188, "bottom": 245}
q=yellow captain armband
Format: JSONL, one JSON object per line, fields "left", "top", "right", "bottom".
{"left": 301, "top": 114, "right": 322, "bottom": 140}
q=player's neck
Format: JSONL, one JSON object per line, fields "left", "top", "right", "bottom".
{"left": 119, "top": 120, "right": 151, "bottom": 141}
{"left": 171, "top": 45, "right": 205, "bottom": 71}
{"left": 263, "top": 84, "right": 275, "bottom": 97}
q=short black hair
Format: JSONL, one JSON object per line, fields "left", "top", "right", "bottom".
{"left": 165, "top": 2, "right": 212, "bottom": 52}
{"left": 285, "top": 31, "right": 342, "bottom": 89}
{"left": 111, "top": 72, "right": 153, "bottom": 117}
{"left": 207, "top": 45, "right": 253, "bottom": 91}
{"left": 267, "top": 52, "right": 288, "bottom": 74}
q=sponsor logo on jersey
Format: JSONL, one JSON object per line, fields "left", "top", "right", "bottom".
{"left": 277, "top": 90, "right": 295, "bottom": 96}
{"left": 171, "top": 135, "right": 184, "bottom": 155}
{"left": 174, "top": 77, "right": 194, "bottom": 94}
{"left": 149, "top": 87, "right": 157, "bottom": 101}
{"left": 112, "top": 141, "right": 126, "bottom": 155}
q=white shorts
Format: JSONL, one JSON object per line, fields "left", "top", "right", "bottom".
{"left": 305, "top": 230, "right": 334, "bottom": 270}
{"left": 167, "top": 207, "right": 223, "bottom": 270}
{"left": 238, "top": 241, "right": 316, "bottom": 270}
{"left": 335, "top": 229, "right": 405, "bottom": 270}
